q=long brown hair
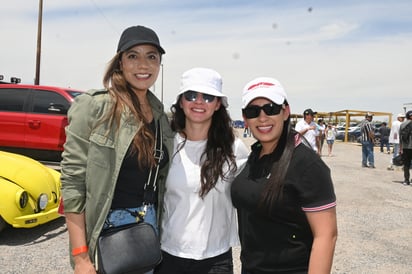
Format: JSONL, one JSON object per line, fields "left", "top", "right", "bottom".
{"left": 101, "top": 52, "right": 161, "bottom": 168}
{"left": 170, "top": 96, "right": 237, "bottom": 198}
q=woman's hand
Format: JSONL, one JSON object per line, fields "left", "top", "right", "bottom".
{"left": 74, "top": 253, "right": 96, "bottom": 274}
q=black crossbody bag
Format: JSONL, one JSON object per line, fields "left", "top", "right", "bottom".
{"left": 97, "top": 121, "right": 163, "bottom": 274}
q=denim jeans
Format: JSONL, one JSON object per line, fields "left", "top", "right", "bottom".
{"left": 362, "top": 140, "right": 374, "bottom": 166}
{"left": 392, "top": 143, "right": 400, "bottom": 159}
{"left": 103, "top": 204, "right": 157, "bottom": 233}
{"left": 103, "top": 204, "right": 158, "bottom": 274}
{"left": 380, "top": 138, "right": 390, "bottom": 152}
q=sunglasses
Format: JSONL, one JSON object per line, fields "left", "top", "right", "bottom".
{"left": 242, "top": 103, "right": 284, "bottom": 119}
{"left": 183, "top": 90, "right": 216, "bottom": 103}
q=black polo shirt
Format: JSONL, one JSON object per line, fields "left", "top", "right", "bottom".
{"left": 231, "top": 142, "right": 336, "bottom": 273}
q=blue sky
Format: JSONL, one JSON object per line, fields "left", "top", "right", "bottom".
{"left": 1, "top": 0, "right": 411, "bottom": 120}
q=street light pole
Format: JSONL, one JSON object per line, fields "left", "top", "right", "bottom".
{"left": 35, "top": 0, "right": 43, "bottom": 85}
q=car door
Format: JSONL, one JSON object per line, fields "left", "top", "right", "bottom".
{"left": 0, "top": 87, "right": 30, "bottom": 148}
{"left": 25, "top": 88, "right": 71, "bottom": 151}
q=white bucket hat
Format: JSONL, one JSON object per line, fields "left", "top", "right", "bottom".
{"left": 176, "top": 67, "right": 228, "bottom": 107}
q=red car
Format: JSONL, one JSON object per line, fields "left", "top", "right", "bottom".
{"left": 0, "top": 84, "right": 84, "bottom": 161}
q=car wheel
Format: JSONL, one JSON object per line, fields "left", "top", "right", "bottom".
{"left": 0, "top": 216, "right": 7, "bottom": 233}
{"left": 374, "top": 138, "right": 380, "bottom": 146}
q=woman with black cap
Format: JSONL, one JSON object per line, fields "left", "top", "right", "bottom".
{"left": 60, "top": 25, "right": 173, "bottom": 273}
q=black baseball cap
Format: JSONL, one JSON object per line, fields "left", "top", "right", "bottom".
{"left": 117, "top": 25, "right": 165, "bottom": 54}
{"left": 406, "top": 110, "right": 412, "bottom": 119}
{"left": 303, "top": 108, "right": 317, "bottom": 116}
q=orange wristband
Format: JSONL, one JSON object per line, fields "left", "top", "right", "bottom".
{"left": 72, "top": 246, "right": 88, "bottom": 256}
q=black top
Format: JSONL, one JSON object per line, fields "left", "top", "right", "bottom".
{"left": 231, "top": 141, "right": 336, "bottom": 274}
{"left": 378, "top": 126, "right": 390, "bottom": 141}
{"left": 111, "top": 120, "right": 169, "bottom": 208}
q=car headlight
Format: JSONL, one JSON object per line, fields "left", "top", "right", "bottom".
{"left": 38, "top": 193, "right": 48, "bottom": 210}
{"left": 17, "top": 191, "right": 29, "bottom": 209}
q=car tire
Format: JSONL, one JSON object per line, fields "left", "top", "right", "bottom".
{"left": 0, "top": 216, "right": 7, "bottom": 233}
{"left": 374, "top": 138, "right": 380, "bottom": 146}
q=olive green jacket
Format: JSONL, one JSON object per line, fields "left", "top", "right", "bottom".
{"left": 60, "top": 89, "right": 174, "bottom": 265}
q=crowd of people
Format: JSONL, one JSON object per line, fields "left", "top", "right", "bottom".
{"left": 59, "top": 24, "right": 410, "bottom": 274}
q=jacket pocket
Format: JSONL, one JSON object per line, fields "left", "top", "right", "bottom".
{"left": 88, "top": 132, "right": 115, "bottom": 167}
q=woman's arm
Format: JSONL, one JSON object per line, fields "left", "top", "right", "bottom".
{"left": 65, "top": 212, "right": 96, "bottom": 274}
{"left": 306, "top": 207, "right": 338, "bottom": 274}
{"left": 61, "top": 93, "right": 99, "bottom": 273}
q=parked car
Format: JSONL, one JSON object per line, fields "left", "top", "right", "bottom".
{"left": 233, "top": 120, "right": 245, "bottom": 128}
{"left": 0, "top": 84, "right": 84, "bottom": 161}
{"left": 336, "top": 126, "right": 361, "bottom": 142}
{"left": 0, "top": 151, "right": 62, "bottom": 233}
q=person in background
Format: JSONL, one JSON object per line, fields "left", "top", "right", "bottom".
{"left": 60, "top": 25, "right": 173, "bottom": 274}
{"left": 325, "top": 123, "right": 337, "bottom": 157}
{"left": 317, "top": 118, "right": 326, "bottom": 155}
{"left": 155, "top": 68, "right": 249, "bottom": 274}
{"left": 400, "top": 110, "right": 412, "bottom": 186}
{"left": 359, "top": 112, "right": 375, "bottom": 168}
{"left": 378, "top": 122, "right": 390, "bottom": 154}
{"left": 231, "top": 77, "right": 337, "bottom": 274}
{"left": 388, "top": 113, "right": 406, "bottom": 170}
{"left": 295, "top": 108, "right": 320, "bottom": 155}
{"left": 243, "top": 124, "right": 251, "bottom": 137}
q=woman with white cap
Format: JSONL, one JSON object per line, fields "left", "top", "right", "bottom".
{"left": 231, "top": 77, "right": 337, "bottom": 274}
{"left": 155, "top": 67, "right": 249, "bottom": 274}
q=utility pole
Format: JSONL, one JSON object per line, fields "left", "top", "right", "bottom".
{"left": 35, "top": 0, "right": 43, "bottom": 85}
{"left": 161, "top": 64, "right": 164, "bottom": 103}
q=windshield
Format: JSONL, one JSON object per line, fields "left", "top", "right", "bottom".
{"left": 65, "top": 90, "right": 84, "bottom": 98}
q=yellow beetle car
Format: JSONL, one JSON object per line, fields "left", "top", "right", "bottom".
{"left": 0, "top": 151, "right": 62, "bottom": 232}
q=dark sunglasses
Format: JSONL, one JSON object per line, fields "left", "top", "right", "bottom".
{"left": 242, "top": 103, "right": 284, "bottom": 119}
{"left": 183, "top": 90, "right": 216, "bottom": 103}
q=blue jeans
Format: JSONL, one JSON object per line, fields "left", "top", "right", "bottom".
{"left": 362, "top": 140, "right": 374, "bottom": 166}
{"left": 380, "top": 138, "right": 390, "bottom": 152}
{"left": 103, "top": 204, "right": 158, "bottom": 274}
{"left": 392, "top": 143, "right": 400, "bottom": 159}
{"left": 103, "top": 204, "right": 158, "bottom": 233}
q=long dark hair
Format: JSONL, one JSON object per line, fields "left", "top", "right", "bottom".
{"left": 258, "top": 101, "right": 304, "bottom": 212}
{"left": 170, "top": 95, "right": 237, "bottom": 198}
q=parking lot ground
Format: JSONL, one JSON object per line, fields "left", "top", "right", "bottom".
{"left": 1, "top": 134, "right": 411, "bottom": 274}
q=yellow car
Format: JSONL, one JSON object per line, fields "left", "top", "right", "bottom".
{"left": 0, "top": 151, "right": 62, "bottom": 232}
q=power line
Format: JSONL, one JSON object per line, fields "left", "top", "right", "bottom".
{"left": 89, "top": 0, "right": 119, "bottom": 33}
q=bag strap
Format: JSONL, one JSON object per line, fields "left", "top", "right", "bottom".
{"left": 142, "top": 120, "right": 163, "bottom": 205}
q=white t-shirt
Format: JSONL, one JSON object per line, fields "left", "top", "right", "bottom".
{"left": 326, "top": 127, "right": 337, "bottom": 141}
{"left": 389, "top": 120, "right": 402, "bottom": 144}
{"left": 160, "top": 134, "right": 249, "bottom": 259}
{"left": 295, "top": 120, "right": 319, "bottom": 151}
